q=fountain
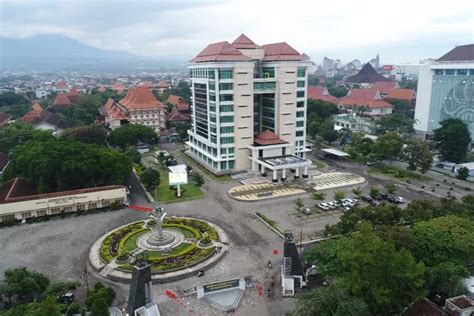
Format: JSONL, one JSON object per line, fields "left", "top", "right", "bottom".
{"left": 137, "top": 208, "right": 185, "bottom": 251}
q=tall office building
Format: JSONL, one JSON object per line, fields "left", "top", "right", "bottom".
{"left": 414, "top": 44, "right": 474, "bottom": 142}
{"left": 186, "top": 35, "right": 312, "bottom": 177}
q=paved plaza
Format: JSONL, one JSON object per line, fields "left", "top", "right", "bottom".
{"left": 311, "top": 172, "right": 365, "bottom": 190}
{"left": 228, "top": 183, "right": 307, "bottom": 201}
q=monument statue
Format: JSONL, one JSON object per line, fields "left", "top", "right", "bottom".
{"left": 148, "top": 207, "right": 167, "bottom": 240}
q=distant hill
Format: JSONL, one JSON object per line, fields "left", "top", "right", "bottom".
{"left": 0, "top": 34, "right": 139, "bottom": 70}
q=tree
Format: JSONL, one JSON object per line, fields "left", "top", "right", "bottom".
{"left": 334, "top": 191, "right": 345, "bottom": 204}
{"left": 192, "top": 172, "right": 205, "bottom": 187}
{"left": 306, "top": 100, "right": 339, "bottom": 119}
{"left": 307, "top": 222, "right": 426, "bottom": 315}
{"left": 41, "top": 296, "right": 61, "bottom": 316}
{"left": 327, "top": 85, "right": 349, "bottom": 98}
{"left": 426, "top": 261, "right": 469, "bottom": 297}
{"left": 319, "top": 118, "right": 338, "bottom": 144}
{"left": 10, "top": 140, "right": 132, "bottom": 192}
{"left": 369, "top": 187, "right": 380, "bottom": 199}
{"left": 352, "top": 187, "right": 362, "bottom": 197}
{"left": 404, "top": 139, "right": 433, "bottom": 174}
{"left": 90, "top": 298, "right": 110, "bottom": 316}
{"left": 293, "top": 281, "right": 369, "bottom": 316}
{"left": 294, "top": 198, "right": 305, "bottom": 212}
{"left": 108, "top": 124, "right": 157, "bottom": 149}
{"left": 457, "top": 167, "right": 469, "bottom": 181}
{"left": 0, "top": 122, "right": 54, "bottom": 153}
{"left": 124, "top": 146, "right": 141, "bottom": 164}
{"left": 433, "top": 118, "right": 471, "bottom": 163}
{"left": 311, "top": 192, "right": 326, "bottom": 205}
{"left": 385, "top": 183, "right": 397, "bottom": 195}
{"left": 0, "top": 91, "right": 30, "bottom": 118}
{"left": 140, "top": 168, "right": 160, "bottom": 192}
{"left": 85, "top": 282, "right": 115, "bottom": 312}
{"left": 0, "top": 267, "right": 50, "bottom": 303}
{"left": 60, "top": 124, "right": 108, "bottom": 145}
{"left": 61, "top": 94, "right": 103, "bottom": 126}
{"left": 373, "top": 131, "right": 403, "bottom": 163}
{"left": 377, "top": 112, "right": 415, "bottom": 136}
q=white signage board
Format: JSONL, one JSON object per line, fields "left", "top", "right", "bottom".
{"left": 168, "top": 164, "right": 188, "bottom": 185}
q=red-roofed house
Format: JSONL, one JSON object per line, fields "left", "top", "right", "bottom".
{"left": 54, "top": 82, "right": 69, "bottom": 93}
{"left": 167, "top": 95, "right": 190, "bottom": 112}
{"left": 187, "top": 34, "right": 312, "bottom": 175}
{"left": 384, "top": 88, "right": 417, "bottom": 106}
{"left": 340, "top": 88, "right": 393, "bottom": 116}
{"left": 99, "top": 87, "right": 166, "bottom": 133}
{"left": 0, "top": 113, "right": 12, "bottom": 126}
{"left": 307, "top": 86, "right": 339, "bottom": 104}
{"left": 373, "top": 81, "right": 399, "bottom": 95}
{"left": 97, "top": 85, "right": 107, "bottom": 93}
{"left": 156, "top": 81, "right": 171, "bottom": 93}
{"left": 49, "top": 93, "right": 73, "bottom": 110}
{"left": 21, "top": 102, "right": 44, "bottom": 123}
{"left": 67, "top": 87, "right": 80, "bottom": 103}
{"left": 111, "top": 83, "right": 126, "bottom": 93}
{"left": 0, "top": 177, "right": 128, "bottom": 223}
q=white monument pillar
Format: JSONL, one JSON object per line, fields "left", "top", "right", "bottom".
{"left": 295, "top": 167, "right": 300, "bottom": 179}
{"left": 281, "top": 168, "right": 287, "bottom": 181}
{"left": 261, "top": 164, "right": 266, "bottom": 177}
{"left": 272, "top": 169, "right": 278, "bottom": 183}
{"left": 303, "top": 166, "right": 309, "bottom": 178}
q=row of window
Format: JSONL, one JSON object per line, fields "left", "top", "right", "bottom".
{"left": 254, "top": 81, "right": 276, "bottom": 90}
{"left": 434, "top": 69, "right": 474, "bottom": 76}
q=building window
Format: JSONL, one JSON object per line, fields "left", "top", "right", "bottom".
{"left": 228, "top": 148, "right": 234, "bottom": 154}
{"left": 89, "top": 202, "right": 97, "bottom": 209}
{"left": 296, "top": 111, "right": 304, "bottom": 118}
{"left": 220, "top": 126, "right": 234, "bottom": 134}
{"left": 470, "top": 70, "right": 474, "bottom": 75}
{"left": 445, "top": 69, "right": 455, "bottom": 75}
{"left": 50, "top": 208, "right": 60, "bottom": 214}
{"left": 228, "top": 160, "right": 235, "bottom": 169}
{"left": 219, "top": 69, "right": 233, "bottom": 79}
{"left": 208, "top": 69, "right": 215, "bottom": 79}
{"left": 297, "top": 91, "right": 305, "bottom": 98}
{"left": 77, "top": 204, "right": 86, "bottom": 210}
{"left": 102, "top": 200, "right": 110, "bottom": 207}
{"left": 221, "top": 161, "right": 228, "bottom": 170}
{"left": 219, "top": 94, "right": 233, "bottom": 102}
{"left": 296, "top": 131, "right": 304, "bottom": 137}
{"left": 220, "top": 137, "right": 234, "bottom": 144}
{"left": 457, "top": 69, "right": 468, "bottom": 75}
{"left": 297, "top": 101, "right": 304, "bottom": 108}
{"left": 297, "top": 67, "right": 306, "bottom": 78}
{"left": 261, "top": 67, "right": 275, "bottom": 78}
{"left": 219, "top": 83, "right": 233, "bottom": 90}
{"left": 209, "top": 82, "right": 216, "bottom": 91}
{"left": 297, "top": 81, "right": 305, "bottom": 88}
{"left": 22, "top": 212, "right": 32, "bottom": 219}
{"left": 37, "top": 210, "right": 46, "bottom": 217}
{"left": 254, "top": 82, "right": 276, "bottom": 90}
{"left": 296, "top": 121, "right": 304, "bottom": 127}
{"left": 220, "top": 104, "right": 233, "bottom": 112}
{"left": 220, "top": 116, "right": 234, "bottom": 123}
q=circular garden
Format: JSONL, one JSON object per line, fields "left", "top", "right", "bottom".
{"left": 99, "top": 217, "right": 219, "bottom": 273}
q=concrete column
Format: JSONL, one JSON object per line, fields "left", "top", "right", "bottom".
{"left": 272, "top": 169, "right": 278, "bottom": 183}
{"left": 252, "top": 160, "right": 257, "bottom": 171}
{"left": 294, "top": 167, "right": 300, "bottom": 179}
{"left": 281, "top": 168, "right": 287, "bottom": 181}
{"left": 303, "top": 166, "right": 309, "bottom": 178}
{"left": 261, "top": 165, "right": 267, "bottom": 177}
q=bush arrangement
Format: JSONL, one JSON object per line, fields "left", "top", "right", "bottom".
{"left": 256, "top": 212, "right": 284, "bottom": 236}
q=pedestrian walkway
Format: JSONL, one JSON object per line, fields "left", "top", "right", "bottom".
{"left": 228, "top": 183, "right": 306, "bottom": 201}
{"left": 311, "top": 172, "right": 365, "bottom": 190}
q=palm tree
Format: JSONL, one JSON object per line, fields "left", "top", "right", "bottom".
{"left": 294, "top": 198, "right": 305, "bottom": 213}
{"left": 311, "top": 192, "right": 326, "bottom": 206}
{"left": 352, "top": 187, "right": 363, "bottom": 198}
{"left": 334, "top": 191, "right": 345, "bottom": 204}
{"left": 369, "top": 187, "right": 380, "bottom": 199}
{"left": 385, "top": 183, "right": 397, "bottom": 195}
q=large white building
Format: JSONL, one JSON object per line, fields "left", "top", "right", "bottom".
{"left": 414, "top": 44, "right": 474, "bottom": 142}
{"left": 186, "top": 34, "right": 312, "bottom": 177}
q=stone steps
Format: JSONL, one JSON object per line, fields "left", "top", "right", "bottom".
{"left": 202, "top": 289, "right": 245, "bottom": 312}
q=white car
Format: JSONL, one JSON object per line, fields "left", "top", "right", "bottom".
{"left": 327, "top": 201, "right": 337, "bottom": 209}
{"left": 303, "top": 208, "right": 312, "bottom": 215}
{"left": 318, "top": 203, "right": 330, "bottom": 210}
{"left": 395, "top": 196, "right": 405, "bottom": 204}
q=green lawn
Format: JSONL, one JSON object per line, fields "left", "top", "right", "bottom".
{"left": 154, "top": 166, "right": 204, "bottom": 203}
{"left": 123, "top": 229, "right": 149, "bottom": 252}
{"left": 312, "top": 159, "right": 327, "bottom": 169}
{"left": 368, "top": 164, "right": 431, "bottom": 181}
{"left": 176, "top": 149, "right": 233, "bottom": 182}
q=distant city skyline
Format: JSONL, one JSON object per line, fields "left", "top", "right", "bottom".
{"left": 1, "top": 0, "right": 472, "bottom": 64}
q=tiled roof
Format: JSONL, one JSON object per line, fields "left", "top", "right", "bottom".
{"left": 51, "top": 93, "right": 73, "bottom": 110}
{"left": 261, "top": 42, "right": 304, "bottom": 61}
{"left": 156, "top": 80, "right": 171, "bottom": 88}
{"left": 0, "top": 113, "right": 12, "bottom": 125}
{"left": 55, "top": 82, "right": 68, "bottom": 89}
{"left": 307, "top": 86, "right": 339, "bottom": 104}
{"left": 102, "top": 98, "right": 129, "bottom": 120}
{"left": 0, "top": 152, "right": 9, "bottom": 172}
{"left": 0, "top": 177, "right": 126, "bottom": 204}
{"left": 21, "top": 102, "right": 44, "bottom": 123}
{"left": 384, "top": 89, "right": 416, "bottom": 101}
{"left": 111, "top": 83, "right": 126, "bottom": 92}
{"left": 119, "top": 87, "right": 165, "bottom": 110}
{"left": 166, "top": 107, "right": 190, "bottom": 122}
{"left": 231, "top": 34, "right": 260, "bottom": 49}
{"left": 340, "top": 97, "right": 393, "bottom": 109}
{"left": 437, "top": 44, "right": 474, "bottom": 62}
{"left": 346, "top": 63, "right": 391, "bottom": 83}
{"left": 346, "top": 88, "right": 380, "bottom": 100}
{"left": 190, "top": 41, "right": 252, "bottom": 63}
{"left": 373, "top": 81, "right": 398, "bottom": 94}
{"left": 167, "top": 95, "right": 189, "bottom": 111}
{"left": 69, "top": 87, "right": 79, "bottom": 95}
{"left": 254, "top": 130, "right": 286, "bottom": 146}
{"left": 35, "top": 111, "right": 74, "bottom": 129}
{"left": 98, "top": 85, "right": 107, "bottom": 92}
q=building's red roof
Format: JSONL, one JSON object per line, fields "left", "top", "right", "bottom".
{"left": 373, "top": 81, "right": 398, "bottom": 94}
{"left": 21, "top": 102, "right": 44, "bottom": 123}
{"left": 166, "top": 107, "right": 191, "bottom": 122}
{"left": 437, "top": 44, "right": 474, "bottom": 62}
{"left": 0, "top": 152, "right": 10, "bottom": 172}
{"left": 448, "top": 296, "right": 474, "bottom": 309}
{"left": 345, "top": 88, "right": 380, "bottom": 100}
{"left": 101, "top": 98, "right": 129, "bottom": 120}
{"left": 340, "top": 97, "right": 393, "bottom": 109}
{"left": 55, "top": 82, "right": 68, "bottom": 89}
{"left": 0, "top": 177, "right": 126, "bottom": 204}
{"left": 51, "top": 93, "right": 73, "bottom": 109}
{"left": 167, "top": 95, "right": 189, "bottom": 111}
{"left": 69, "top": 87, "right": 79, "bottom": 95}
{"left": 261, "top": 42, "right": 304, "bottom": 61}
{"left": 0, "top": 113, "right": 12, "bottom": 125}
{"left": 254, "top": 130, "right": 287, "bottom": 146}
{"left": 111, "top": 83, "right": 126, "bottom": 92}
{"left": 307, "top": 86, "right": 339, "bottom": 104}
{"left": 190, "top": 41, "right": 252, "bottom": 63}
{"left": 384, "top": 89, "right": 416, "bottom": 101}
{"left": 98, "top": 85, "right": 107, "bottom": 92}
{"left": 231, "top": 34, "right": 260, "bottom": 49}
{"left": 119, "top": 87, "right": 165, "bottom": 110}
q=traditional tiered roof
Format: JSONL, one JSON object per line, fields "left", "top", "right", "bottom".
{"left": 340, "top": 88, "right": 393, "bottom": 109}
{"left": 437, "top": 44, "right": 474, "bottom": 62}
{"left": 51, "top": 93, "right": 73, "bottom": 110}
{"left": 373, "top": 81, "right": 399, "bottom": 94}
{"left": 101, "top": 98, "right": 128, "bottom": 120}
{"left": 156, "top": 80, "right": 171, "bottom": 89}
{"left": 261, "top": 42, "right": 304, "bottom": 61}
{"left": 111, "top": 83, "right": 126, "bottom": 92}
{"left": 307, "top": 86, "right": 339, "bottom": 104}
{"left": 119, "top": 86, "right": 165, "bottom": 110}
{"left": 190, "top": 41, "right": 252, "bottom": 63}
{"left": 346, "top": 63, "right": 391, "bottom": 83}
{"left": 384, "top": 89, "right": 416, "bottom": 101}
{"left": 55, "top": 82, "right": 68, "bottom": 90}
{"left": 166, "top": 107, "right": 191, "bottom": 122}
{"left": 231, "top": 34, "right": 260, "bottom": 49}
{"left": 167, "top": 95, "right": 189, "bottom": 111}
{"left": 67, "top": 87, "right": 80, "bottom": 103}
{"left": 21, "top": 102, "right": 44, "bottom": 123}
{"left": 254, "top": 130, "right": 286, "bottom": 146}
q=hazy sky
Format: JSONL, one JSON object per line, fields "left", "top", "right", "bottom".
{"left": 1, "top": 0, "right": 473, "bottom": 64}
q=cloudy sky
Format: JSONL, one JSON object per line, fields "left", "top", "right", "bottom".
{"left": 1, "top": 0, "right": 473, "bottom": 64}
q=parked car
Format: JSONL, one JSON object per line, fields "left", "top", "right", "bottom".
{"left": 388, "top": 196, "right": 397, "bottom": 203}
{"left": 318, "top": 203, "right": 330, "bottom": 211}
{"left": 327, "top": 201, "right": 337, "bottom": 209}
{"left": 379, "top": 193, "right": 389, "bottom": 200}
{"left": 343, "top": 206, "right": 351, "bottom": 212}
{"left": 303, "top": 208, "right": 312, "bottom": 215}
{"left": 395, "top": 196, "right": 405, "bottom": 204}
{"left": 370, "top": 200, "right": 380, "bottom": 207}
{"left": 361, "top": 196, "right": 373, "bottom": 203}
